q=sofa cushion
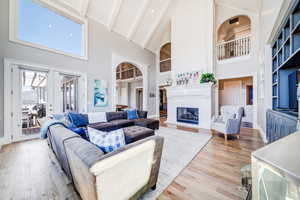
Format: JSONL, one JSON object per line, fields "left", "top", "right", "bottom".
{"left": 88, "top": 122, "right": 119, "bottom": 132}
{"left": 127, "top": 109, "right": 138, "bottom": 120}
{"left": 88, "top": 127, "right": 126, "bottom": 153}
{"left": 106, "top": 111, "right": 127, "bottom": 122}
{"left": 68, "top": 112, "right": 89, "bottom": 127}
{"left": 134, "top": 118, "right": 160, "bottom": 130}
{"left": 87, "top": 112, "right": 107, "bottom": 123}
{"left": 123, "top": 126, "right": 155, "bottom": 144}
{"left": 137, "top": 110, "right": 148, "bottom": 119}
{"left": 110, "top": 119, "right": 134, "bottom": 128}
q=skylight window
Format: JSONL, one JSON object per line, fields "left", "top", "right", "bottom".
{"left": 10, "top": 0, "right": 88, "bottom": 59}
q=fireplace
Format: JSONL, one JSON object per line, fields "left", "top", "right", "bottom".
{"left": 177, "top": 107, "right": 199, "bottom": 125}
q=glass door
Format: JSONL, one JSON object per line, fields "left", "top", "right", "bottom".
{"left": 12, "top": 66, "right": 50, "bottom": 141}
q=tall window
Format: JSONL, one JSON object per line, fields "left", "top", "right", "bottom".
{"left": 11, "top": 0, "right": 87, "bottom": 58}
{"left": 160, "top": 43, "right": 171, "bottom": 73}
{"left": 60, "top": 75, "right": 79, "bottom": 112}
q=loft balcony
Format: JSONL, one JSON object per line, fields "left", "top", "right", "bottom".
{"left": 216, "top": 35, "right": 251, "bottom": 61}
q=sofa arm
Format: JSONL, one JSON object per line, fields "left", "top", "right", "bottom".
{"left": 225, "top": 118, "right": 241, "bottom": 134}
{"left": 90, "top": 135, "right": 163, "bottom": 200}
{"left": 64, "top": 137, "right": 105, "bottom": 200}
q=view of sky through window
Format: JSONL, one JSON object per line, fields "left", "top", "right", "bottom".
{"left": 18, "top": 0, "right": 83, "bottom": 56}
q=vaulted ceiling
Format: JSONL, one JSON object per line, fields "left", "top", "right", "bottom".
{"left": 215, "top": 0, "right": 261, "bottom": 13}
{"left": 46, "top": 0, "right": 262, "bottom": 53}
{"left": 48, "top": 0, "right": 173, "bottom": 53}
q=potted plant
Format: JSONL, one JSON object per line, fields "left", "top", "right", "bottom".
{"left": 199, "top": 73, "right": 217, "bottom": 84}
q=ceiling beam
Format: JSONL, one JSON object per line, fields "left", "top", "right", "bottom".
{"left": 142, "top": 0, "right": 171, "bottom": 48}
{"left": 107, "top": 0, "right": 123, "bottom": 31}
{"left": 80, "top": 0, "right": 91, "bottom": 16}
{"left": 127, "top": 0, "right": 151, "bottom": 41}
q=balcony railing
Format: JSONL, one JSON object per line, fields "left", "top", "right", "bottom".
{"left": 217, "top": 35, "right": 251, "bottom": 61}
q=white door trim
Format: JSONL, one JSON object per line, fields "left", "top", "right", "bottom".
{"left": 3, "top": 58, "right": 88, "bottom": 144}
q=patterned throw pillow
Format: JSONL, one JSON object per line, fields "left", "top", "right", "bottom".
{"left": 87, "top": 127, "right": 126, "bottom": 153}
{"left": 127, "top": 109, "right": 138, "bottom": 120}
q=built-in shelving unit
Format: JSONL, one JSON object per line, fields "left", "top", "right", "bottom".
{"left": 272, "top": 0, "right": 300, "bottom": 110}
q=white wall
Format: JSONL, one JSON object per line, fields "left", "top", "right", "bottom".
{"left": 215, "top": 4, "right": 260, "bottom": 79}
{"left": 171, "top": 0, "right": 214, "bottom": 78}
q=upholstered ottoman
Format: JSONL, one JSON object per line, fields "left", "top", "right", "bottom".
{"left": 134, "top": 118, "right": 160, "bottom": 130}
{"left": 123, "top": 126, "right": 155, "bottom": 144}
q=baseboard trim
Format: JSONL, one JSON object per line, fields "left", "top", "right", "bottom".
{"left": 0, "top": 137, "right": 10, "bottom": 150}
{"left": 257, "top": 126, "right": 268, "bottom": 144}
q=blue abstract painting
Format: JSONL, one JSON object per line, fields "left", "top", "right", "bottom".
{"left": 94, "top": 80, "right": 108, "bottom": 107}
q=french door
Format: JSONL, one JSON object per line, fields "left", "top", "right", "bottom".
{"left": 11, "top": 66, "right": 54, "bottom": 142}
{"left": 7, "top": 63, "right": 84, "bottom": 143}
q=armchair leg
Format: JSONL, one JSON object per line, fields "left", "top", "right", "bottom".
{"left": 224, "top": 134, "right": 228, "bottom": 141}
{"left": 151, "top": 184, "right": 157, "bottom": 190}
{"left": 237, "top": 135, "right": 240, "bottom": 140}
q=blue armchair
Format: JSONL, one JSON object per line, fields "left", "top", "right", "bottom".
{"left": 211, "top": 105, "right": 244, "bottom": 141}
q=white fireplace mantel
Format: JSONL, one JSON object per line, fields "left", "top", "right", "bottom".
{"left": 166, "top": 83, "right": 214, "bottom": 129}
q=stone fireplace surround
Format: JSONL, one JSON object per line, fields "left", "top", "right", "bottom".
{"left": 166, "top": 83, "right": 213, "bottom": 130}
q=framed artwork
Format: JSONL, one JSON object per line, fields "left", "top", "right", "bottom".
{"left": 94, "top": 80, "right": 108, "bottom": 107}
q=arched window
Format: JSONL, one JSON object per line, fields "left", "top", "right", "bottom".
{"left": 217, "top": 15, "right": 251, "bottom": 60}
{"left": 160, "top": 43, "right": 171, "bottom": 72}
{"left": 116, "top": 62, "right": 142, "bottom": 80}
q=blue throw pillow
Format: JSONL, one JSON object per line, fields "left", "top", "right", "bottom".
{"left": 68, "top": 112, "right": 89, "bottom": 127}
{"left": 127, "top": 109, "right": 138, "bottom": 120}
{"left": 68, "top": 125, "right": 89, "bottom": 141}
{"left": 88, "top": 127, "right": 125, "bottom": 153}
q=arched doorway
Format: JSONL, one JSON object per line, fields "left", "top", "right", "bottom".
{"left": 115, "top": 62, "right": 144, "bottom": 111}
{"left": 159, "top": 42, "right": 171, "bottom": 118}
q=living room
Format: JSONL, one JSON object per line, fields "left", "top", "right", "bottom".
{"left": 1, "top": 0, "right": 300, "bottom": 199}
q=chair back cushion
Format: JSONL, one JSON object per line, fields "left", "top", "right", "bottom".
{"left": 220, "top": 105, "right": 244, "bottom": 120}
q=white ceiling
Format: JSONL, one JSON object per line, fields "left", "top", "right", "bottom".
{"left": 45, "top": 0, "right": 262, "bottom": 53}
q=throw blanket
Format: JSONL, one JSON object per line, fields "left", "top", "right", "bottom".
{"left": 40, "top": 119, "right": 66, "bottom": 139}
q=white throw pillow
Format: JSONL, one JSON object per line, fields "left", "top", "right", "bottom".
{"left": 87, "top": 112, "right": 107, "bottom": 123}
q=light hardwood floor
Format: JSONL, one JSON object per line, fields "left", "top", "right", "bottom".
{"left": 158, "top": 118, "right": 264, "bottom": 200}
{"left": 0, "top": 119, "right": 264, "bottom": 200}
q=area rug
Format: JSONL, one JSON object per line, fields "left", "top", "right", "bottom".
{"left": 140, "top": 127, "right": 212, "bottom": 200}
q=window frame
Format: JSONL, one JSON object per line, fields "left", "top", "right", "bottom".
{"left": 9, "top": 0, "right": 88, "bottom": 60}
